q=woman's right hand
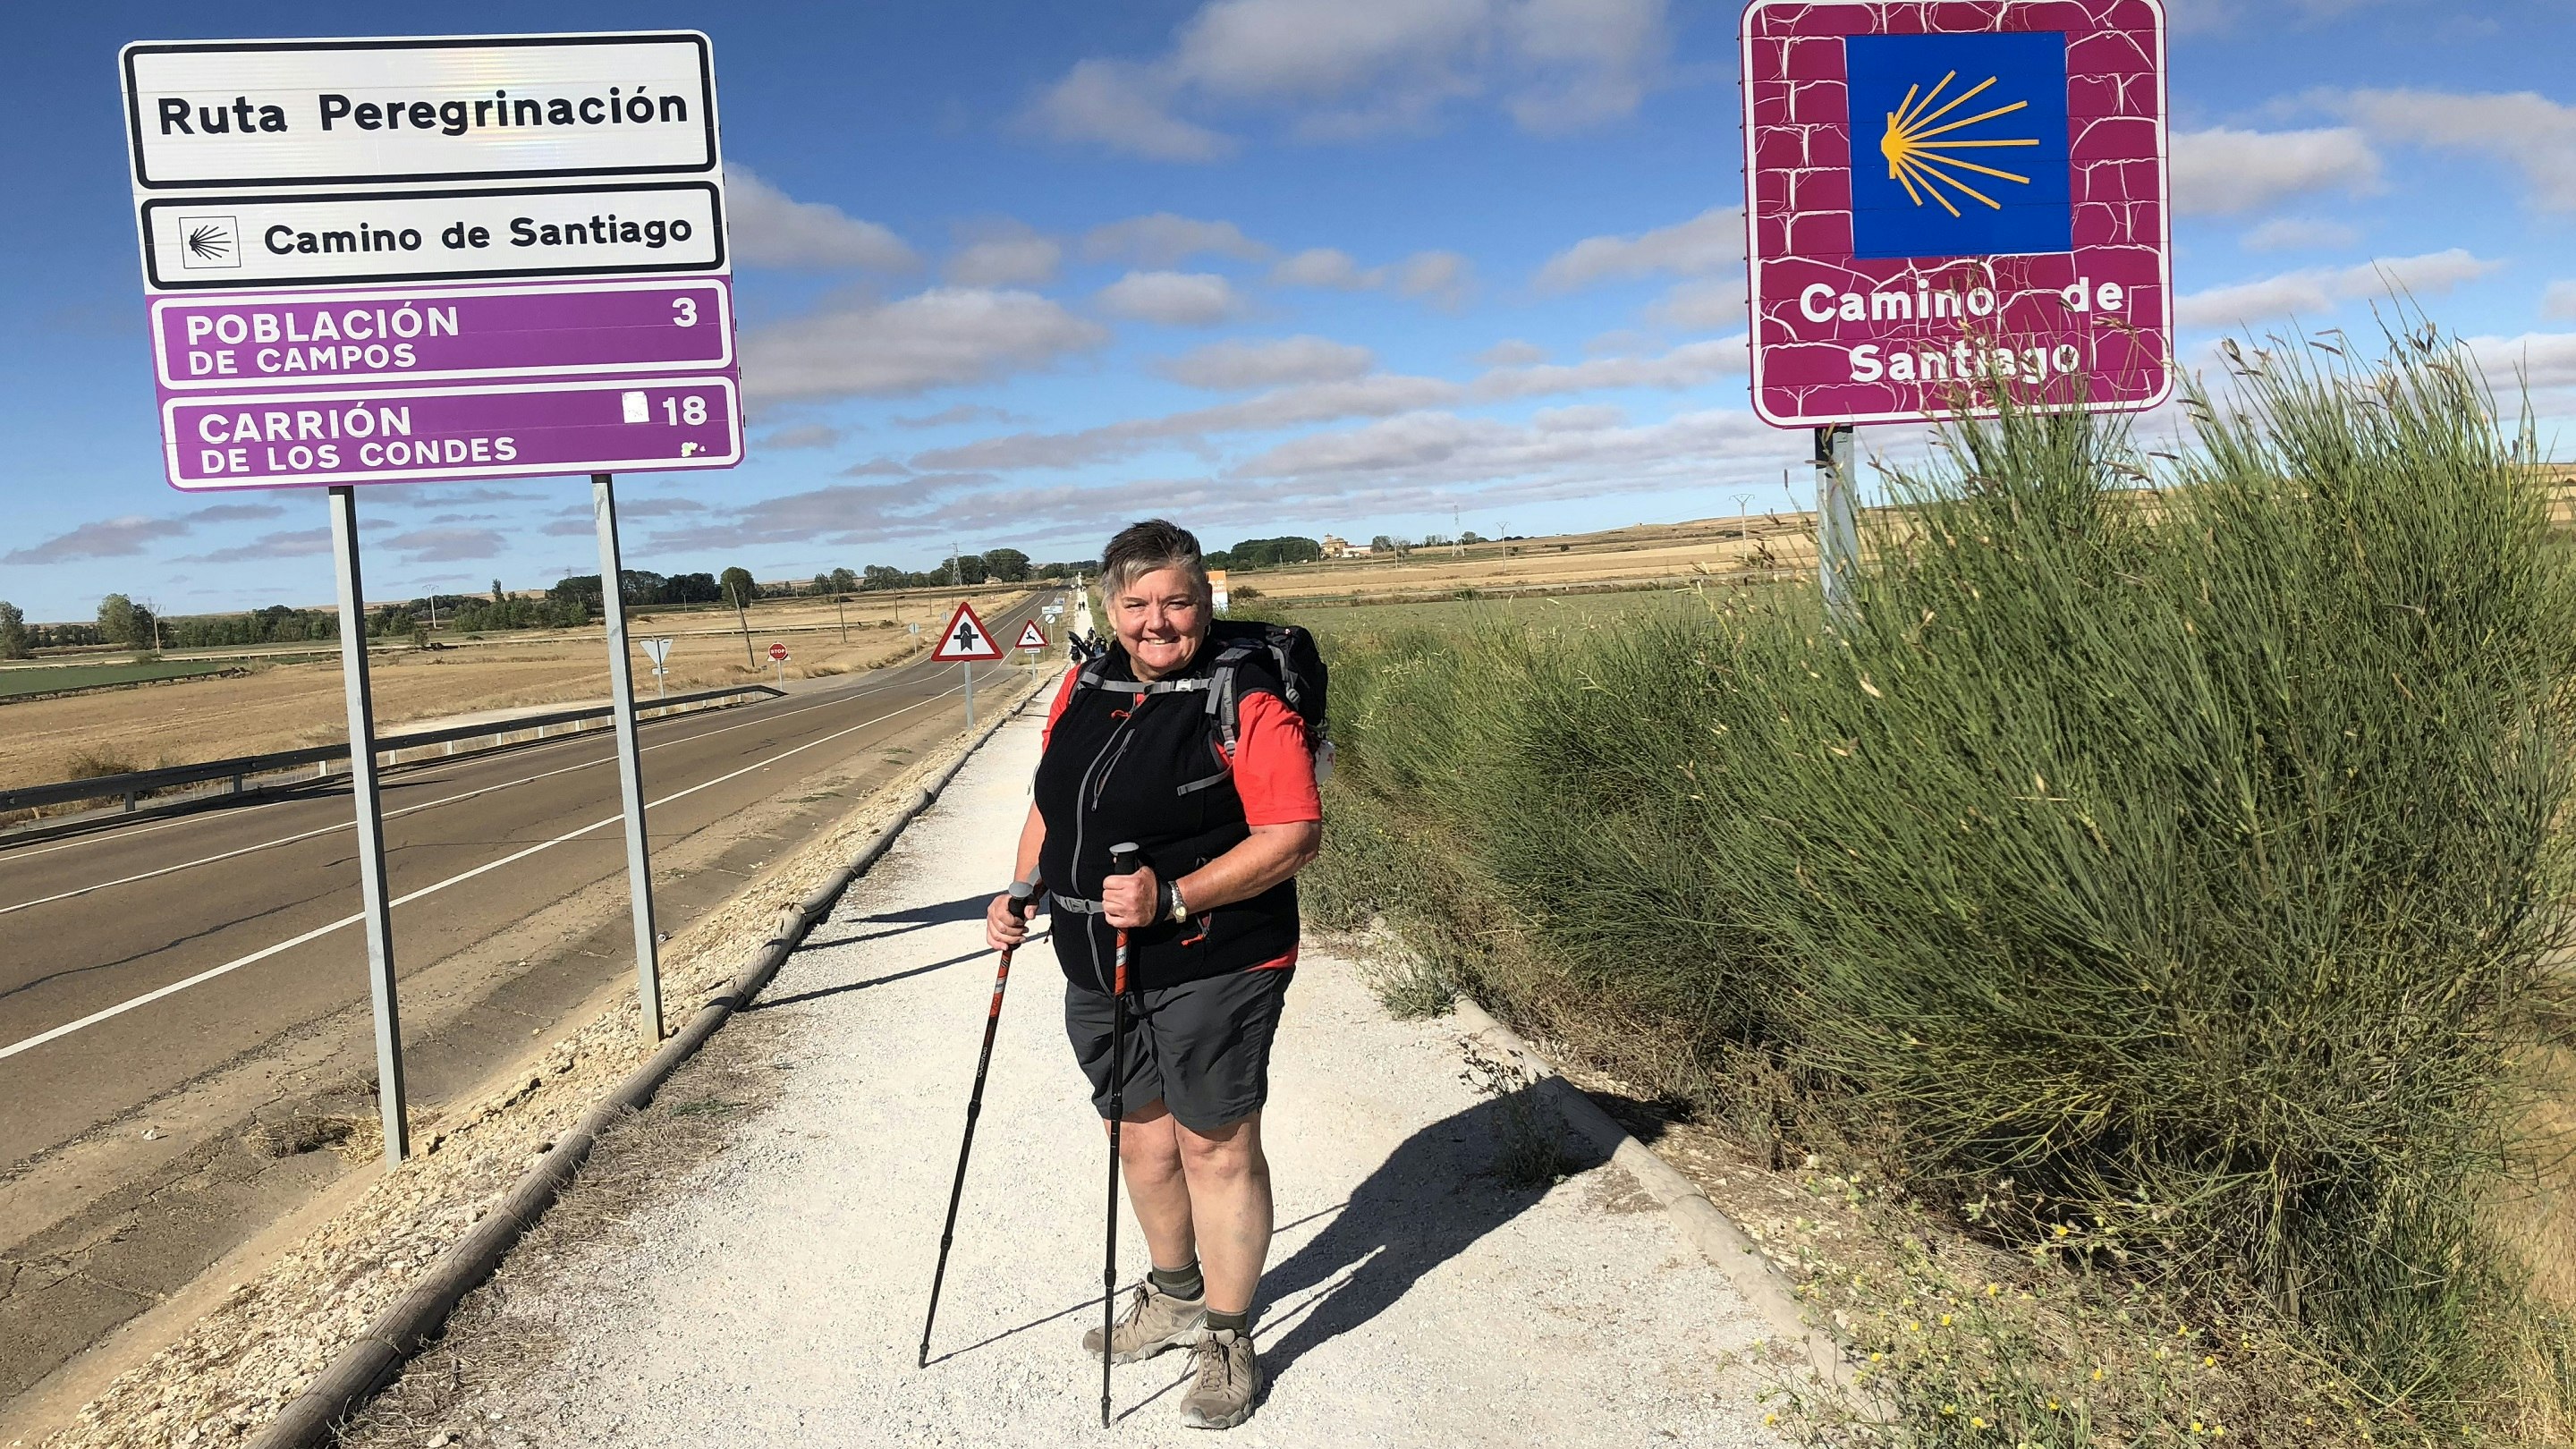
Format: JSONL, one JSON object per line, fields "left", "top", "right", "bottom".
{"left": 986, "top": 890, "right": 1032, "bottom": 953}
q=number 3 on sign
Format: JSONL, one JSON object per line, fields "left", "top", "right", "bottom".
{"left": 672, "top": 296, "right": 699, "bottom": 326}
{"left": 660, "top": 395, "right": 709, "bottom": 426}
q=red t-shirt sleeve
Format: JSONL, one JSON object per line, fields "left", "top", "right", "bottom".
{"left": 1228, "top": 691, "right": 1322, "bottom": 826}
{"left": 1038, "top": 668, "right": 1080, "bottom": 750}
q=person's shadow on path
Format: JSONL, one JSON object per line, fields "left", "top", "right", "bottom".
{"left": 801, "top": 891, "right": 1007, "bottom": 952}
{"left": 1244, "top": 1084, "right": 1611, "bottom": 1391}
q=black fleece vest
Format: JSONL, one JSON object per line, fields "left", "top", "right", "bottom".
{"left": 1034, "top": 642, "right": 1300, "bottom": 993}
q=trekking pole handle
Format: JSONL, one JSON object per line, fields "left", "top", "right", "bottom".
{"left": 1004, "top": 877, "right": 1037, "bottom": 918}
{"left": 1108, "top": 843, "right": 1141, "bottom": 877}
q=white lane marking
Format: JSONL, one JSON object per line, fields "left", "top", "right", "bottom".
{"left": 0, "top": 683, "right": 962, "bottom": 1063}
{"left": 0, "top": 661, "right": 953, "bottom": 910}
{"left": 0, "top": 657, "right": 942, "bottom": 868}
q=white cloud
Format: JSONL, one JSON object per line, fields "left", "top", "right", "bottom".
{"left": 2545, "top": 283, "right": 2576, "bottom": 323}
{"left": 1230, "top": 403, "right": 1774, "bottom": 492}
{"left": 1264, "top": 246, "right": 1474, "bottom": 306}
{"left": 945, "top": 224, "right": 1063, "bottom": 286}
{"left": 1, "top": 503, "right": 287, "bottom": 564}
{"left": 1270, "top": 248, "right": 1375, "bottom": 289}
{"left": 2168, "top": 127, "right": 2381, "bottom": 216}
{"left": 1394, "top": 250, "right": 1475, "bottom": 308}
{"left": 2174, "top": 249, "right": 2504, "bottom": 328}
{"left": 1030, "top": 58, "right": 1235, "bottom": 163}
{"left": 382, "top": 528, "right": 506, "bottom": 563}
{"left": 185, "top": 529, "right": 333, "bottom": 564}
{"left": 1536, "top": 206, "right": 1741, "bottom": 292}
{"left": 1031, "top": 0, "right": 1667, "bottom": 159}
{"left": 2463, "top": 332, "right": 2576, "bottom": 394}
{"left": 1477, "top": 339, "right": 1546, "bottom": 365}
{"left": 1644, "top": 277, "right": 1748, "bottom": 331}
{"left": 1470, "top": 336, "right": 1748, "bottom": 398}
{"left": 753, "top": 423, "right": 845, "bottom": 451}
{"left": 2329, "top": 89, "right": 2576, "bottom": 211}
{"left": 2241, "top": 217, "right": 2362, "bottom": 252}
{"left": 1084, "top": 214, "right": 1271, "bottom": 267}
{"left": 904, "top": 335, "right": 1750, "bottom": 476}
{"left": 1096, "top": 271, "right": 1248, "bottom": 326}
{"left": 741, "top": 288, "right": 1110, "bottom": 402}
{"left": 1504, "top": 0, "right": 1667, "bottom": 131}
{"left": 912, "top": 374, "right": 1466, "bottom": 472}
{"left": 724, "top": 165, "right": 919, "bottom": 272}
{"left": 1157, "top": 335, "right": 1377, "bottom": 389}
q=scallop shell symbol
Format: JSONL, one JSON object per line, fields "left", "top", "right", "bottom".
{"left": 1877, "top": 71, "right": 2040, "bottom": 217}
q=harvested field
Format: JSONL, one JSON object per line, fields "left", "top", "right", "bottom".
{"left": 1226, "top": 515, "right": 1817, "bottom": 604}
{"left": 0, "top": 589, "right": 1029, "bottom": 793}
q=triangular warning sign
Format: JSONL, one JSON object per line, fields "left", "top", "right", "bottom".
{"left": 1016, "top": 619, "right": 1048, "bottom": 650}
{"left": 930, "top": 600, "right": 1005, "bottom": 662}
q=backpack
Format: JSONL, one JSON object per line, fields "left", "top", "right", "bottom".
{"left": 1072, "top": 618, "right": 1331, "bottom": 764}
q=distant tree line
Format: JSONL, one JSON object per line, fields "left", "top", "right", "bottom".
{"left": 1206, "top": 537, "right": 1323, "bottom": 569}
{"left": 4, "top": 547, "right": 1107, "bottom": 659}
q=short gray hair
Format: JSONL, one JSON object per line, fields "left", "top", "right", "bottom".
{"left": 1099, "top": 518, "right": 1209, "bottom": 601}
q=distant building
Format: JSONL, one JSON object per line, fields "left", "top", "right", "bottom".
{"left": 1321, "top": 535, "right": 1373, "bottom": 558}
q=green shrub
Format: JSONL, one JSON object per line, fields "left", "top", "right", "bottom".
{"left": 1312, "top": 329, "right": 2575, "bottom": 1431}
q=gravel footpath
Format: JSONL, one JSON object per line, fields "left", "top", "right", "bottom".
{"left": 434, "top": 711, "right": 1786, "bottom": 1447}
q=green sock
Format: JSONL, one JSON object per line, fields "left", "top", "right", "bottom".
{"left": 1206, "top": 1308, "right": 1252, "bottom": 1334}
{"left": 1150, "top": 1260, "right": 1205, "bottom": 1301}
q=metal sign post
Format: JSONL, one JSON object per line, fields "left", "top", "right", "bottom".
{"left": 592, "top": 475, "right": 664, "bottom": 1040}
{"left": 327, "top": 486, "right": 407, "bottom": 1166}
{"left": 1814, "top": 425, "right": 1859, "bottom": 616}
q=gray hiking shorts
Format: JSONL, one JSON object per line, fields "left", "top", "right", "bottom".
{"left": 1063, "top": 968, "right": 1293, "bottom": 1134}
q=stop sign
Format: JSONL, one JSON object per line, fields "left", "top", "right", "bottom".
{"left": 767, "top": 643, "right": 789, "bottom": 662}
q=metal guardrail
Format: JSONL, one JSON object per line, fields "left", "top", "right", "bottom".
{"left": 0, "top": 683, "right": 783, "bottom": 816}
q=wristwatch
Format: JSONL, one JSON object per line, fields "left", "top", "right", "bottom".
{"left": 1163, "top": 879, "right": 1191, "bottom": 925}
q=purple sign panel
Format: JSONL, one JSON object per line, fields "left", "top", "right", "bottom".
{"left": 162, "top": 377, "right": 741, "bottom": 490}
{"left": 1739, "top": 0, "right": 2173, "bottom": 427}
{"left": 152, "top": 279, "right": 733, "bottom": 390}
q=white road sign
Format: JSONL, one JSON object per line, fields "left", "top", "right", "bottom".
{"left": 639, "top": 636, "right": 672, "bottom": 668}
{"left": 123, "top": 34, "right": 717, "bottom": 189}
{"left": 1016, "top": 620, "right": 1047, "bottom": 650}
{"left": 139, "top": 182, "right": 724, "bottom": 290}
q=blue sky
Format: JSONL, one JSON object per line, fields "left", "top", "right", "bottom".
{"left": 4, "top": 0, "right": 2572, "bottom": 621}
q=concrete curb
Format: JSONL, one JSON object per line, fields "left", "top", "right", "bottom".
{"left": 249, "top": 682, "right": 1045, "bottom": 1449}
{"left": 1445, "top": 996, "right": 1862, "bottom": 1395}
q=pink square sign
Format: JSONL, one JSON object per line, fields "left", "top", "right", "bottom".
{"left": 1740, "top": 0, "right": 2173, "bottom": 428}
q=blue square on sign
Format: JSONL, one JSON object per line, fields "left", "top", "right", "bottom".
{"left": 1845, "top": 32, "right": 2072, "bottom": 259}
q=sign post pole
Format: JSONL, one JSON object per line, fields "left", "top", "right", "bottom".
{"left": 1814, "top": 424, "right": 1859, "bottom": 616}
{"left": 963, "top": 657, "right": 975, "bottom": 731}
{"left": 326, "top": 486, "right": 408, "bottom": 1167}
{"left": 591, "top": 474, "right": 664, "bottom": 1042}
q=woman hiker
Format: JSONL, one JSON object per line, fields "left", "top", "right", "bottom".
{"left": 985, "top": 518, "right": 1322, "bottom": 1431}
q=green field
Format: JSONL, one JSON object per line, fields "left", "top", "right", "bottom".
{"left": 0, "top": 658, "right": 242, "bottom": 699}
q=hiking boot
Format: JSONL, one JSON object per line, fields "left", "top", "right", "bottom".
{"left": 1178, "top": 1327, "right": 1261, "bottom": 1430}
{"left": 1082, "top": 1283, "right": 1206, "bottom": 1364}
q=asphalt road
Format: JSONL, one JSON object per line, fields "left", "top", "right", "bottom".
{"left": 0, "top": 591, "right": 1056, "bottom": 1174}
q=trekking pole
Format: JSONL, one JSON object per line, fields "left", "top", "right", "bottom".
{"left": 918, "top": 877, "right": 1038, "bottom": 1368}
{"left": 1100, "top": 842, "right": 1142, "bottom": 1428}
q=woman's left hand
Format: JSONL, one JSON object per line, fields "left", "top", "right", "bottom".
{"left": 1101, "top": 865, "right": 1161, "bottom": 929}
